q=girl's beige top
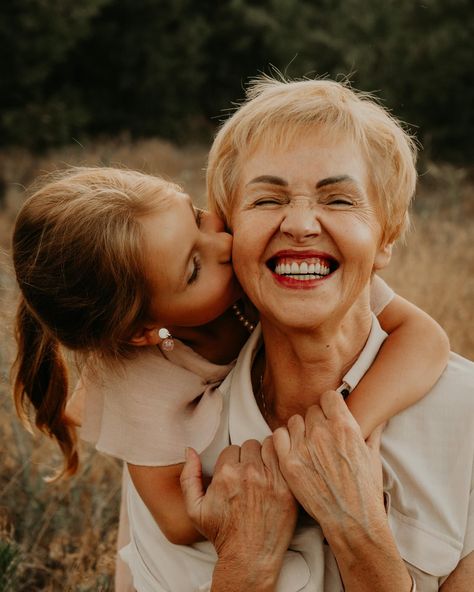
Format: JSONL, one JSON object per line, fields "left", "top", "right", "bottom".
{"left": 79, "top": 340, "right": 234, "bottom": 466}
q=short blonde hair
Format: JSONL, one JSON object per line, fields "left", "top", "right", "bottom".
{"left": 207, "top": 76, "right": 418, "bottom": 245}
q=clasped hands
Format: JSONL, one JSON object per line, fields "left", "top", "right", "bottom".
{"left": 180, "top": 390, "right": 385, "bottom": 568}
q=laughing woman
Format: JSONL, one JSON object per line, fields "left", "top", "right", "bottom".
{"left": 181, "top": 77, "right": 474, "bottom": 591}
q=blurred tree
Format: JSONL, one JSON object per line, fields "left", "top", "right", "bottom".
{"left": 0, "top": 0, "right": 110, "bottom": 147}
{"left": 65, "top": 0, "right": 209, "bottom": 139}
{"left": 309, "top": 0, "right": 474, "bottom": 163}
{"left": 0, "top": 0, "right": 471, "bottom": 162}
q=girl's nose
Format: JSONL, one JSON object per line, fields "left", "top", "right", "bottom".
{"left": 279, "top": 199, "right": 322, "bottom": 242}
{"left": 201, "top": 210, "right": 232, "bottom": 262}
{"left": 216, "top": 229, "right": 233, "bottom": 263}
{"left": 203, "top": 210, "right": 226, "bottom": 233}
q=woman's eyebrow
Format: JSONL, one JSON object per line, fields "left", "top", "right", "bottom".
{"left": 316, "top": 175, "right": 355, "bottom": 189}
{"left": 246, "top": 175, "right": 288, "bottom": 187}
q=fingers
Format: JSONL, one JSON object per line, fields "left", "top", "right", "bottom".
{"left": 214, "top": 444, "right": 241, "bottom": 472}
{"left": 287, "top": 413, "right": 305, "bottom": 447}
{"left": 261, "top": 436, "right": 279, "bottom": 472}
{"left": 319, "top": 389, "right": 348, "bottom": 419}
{"left": 273, "top": 414, "right": 305, "bottom": 459}
{"left": 240, "top": 439, "right": 263, "bottom": 464}
{"left": 273, "top": 426, "right": 291, "bottom": 458}
{"left": 262, "top": 436, "right": 292, "bottom": 490}
{"left": 180, "top": 447, "right": 204, "bottom": 517}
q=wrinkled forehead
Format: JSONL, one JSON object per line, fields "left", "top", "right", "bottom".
{"left": 227, "top": 121, "right": 366, "bottom": 215}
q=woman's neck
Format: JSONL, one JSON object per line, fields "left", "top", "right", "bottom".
{"left": 256, "top": 309, "right": 372, "bottom": 429}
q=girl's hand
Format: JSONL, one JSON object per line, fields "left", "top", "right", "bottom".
{"left": 181, "top": 438, "right": 297, "bottom": 573}
{"left": 272, "top": 390, "right": 386, "bottom": 540}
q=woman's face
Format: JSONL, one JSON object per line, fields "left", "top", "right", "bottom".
{"left": 141, "top": 190, "right": 240, "bottom": 327}
{"left": 230, "top": 129, "right": 391, "bottom": 330}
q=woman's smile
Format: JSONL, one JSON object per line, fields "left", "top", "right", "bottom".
{"left": 267, "top": 249, "right": 339, "bottom": 289}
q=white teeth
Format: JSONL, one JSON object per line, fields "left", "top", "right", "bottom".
{"left": 273, "top": 258, "right": 333, "bottom": 279}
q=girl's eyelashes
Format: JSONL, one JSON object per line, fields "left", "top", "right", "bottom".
{"left": 194, "top": 208, "right": 204, "bottom": 227}
{"left": 188, "top": 255, "right": 201, "bottom": 285}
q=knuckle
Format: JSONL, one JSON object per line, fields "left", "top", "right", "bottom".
{"left": 285, "top": 454, "right": 302, "bottom": 475}
{"left": 287, "top": 414, "right": 298, "bottom": 427}
{"left": 338, "top": 418, "right": 359, "bottom": 438}
{"left": 262, "top": 435, "right": 274, "bottom": 449}
{"left": 306, "top": 404, "right": 320, "bottom": 416}
{"left": 218, "top": 463, "right": 238, "bottom": 483}
{"left": 288, "top": 413, "right": 304, "bottom": 430}
{"left": 243, "top": 463, "right": 262, "bottom": 483}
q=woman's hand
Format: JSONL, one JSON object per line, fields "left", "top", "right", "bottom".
{"left": 180, "top": 438, "right": 297, "bottom": 589}
{"left": 272, "top": 390, "right": 386, "bottom": 540}
{"left": 272, "top": 390, "right": 415, "bottom": 591}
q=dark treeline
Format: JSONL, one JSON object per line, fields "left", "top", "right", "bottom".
{"left": 1, "top": 0, "right": 472, "bottom": 163}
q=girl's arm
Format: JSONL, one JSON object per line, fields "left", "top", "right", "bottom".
{"left": 347, "top": 292, "right": 450, "bottom": 439}
{"left": 64, "top": 386, "right": 204, "bottom": 544}
{"left": 127, "top": 462, "right": 204, "bottom": 545}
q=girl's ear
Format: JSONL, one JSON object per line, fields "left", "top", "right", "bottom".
{"left": 374, "top": 242, "right": 393, "bottom": 271}
{"left": 128, "top": 326, "right": 160, "bottom": 347}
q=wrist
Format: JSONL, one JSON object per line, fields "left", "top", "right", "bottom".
{"left": 323, "top": 507, "right": 388, "bottom": 556}
{"left": 212, "top": 555, "right": 278, "bottom": 592}
{"left": 324, "top": 514, "right": 412, "bottom": 591}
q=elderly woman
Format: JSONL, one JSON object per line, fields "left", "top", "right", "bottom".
{"left": 180, "top": 77, "right": 474, "bottom": 590}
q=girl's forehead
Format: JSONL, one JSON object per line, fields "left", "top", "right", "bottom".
{"left": 154, "top": 187, "right": 189, "bottom": 207}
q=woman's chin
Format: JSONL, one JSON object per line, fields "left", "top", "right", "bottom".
{"left": 262, "top": 309, "right": 335, "bottom": 332}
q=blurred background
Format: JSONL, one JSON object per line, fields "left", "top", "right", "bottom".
{"left": 0, "top": 1, "right": 473, "bottom": 590}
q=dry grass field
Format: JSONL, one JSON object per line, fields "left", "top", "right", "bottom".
{"left": 0, "top": 138, "right": 472, "bottom": 591}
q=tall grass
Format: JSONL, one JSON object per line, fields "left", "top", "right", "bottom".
{"left": 0, "top": 139, "right": 472, "bottom": 590}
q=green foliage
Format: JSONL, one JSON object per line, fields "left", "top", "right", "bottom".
{"left": 0, "top": 537, "right": 21, "bottom": 592}
{"left": 0, "top": 0, "right": 110, "bottom": 147}
{"left": 0, "top": 0, "right": 472, "bottom": 162}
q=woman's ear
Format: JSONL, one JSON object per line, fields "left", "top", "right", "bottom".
{"left": 374, "top": 242, "right": 393, "bottom": 271}
{"left": 128, "top": 326, "right": 160, "bottom": 347}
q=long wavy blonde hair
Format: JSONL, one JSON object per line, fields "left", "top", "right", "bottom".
{"left": 12, "top": 166, "right": 179, "bottom": 477}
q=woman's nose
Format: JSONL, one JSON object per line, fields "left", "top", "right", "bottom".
{"left": 280, "top": 200, "right": 322, "bottom": 241}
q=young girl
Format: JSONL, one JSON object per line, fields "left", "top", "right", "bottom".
{"left": 12, "top": 167, "right": 448, "bottom": 587}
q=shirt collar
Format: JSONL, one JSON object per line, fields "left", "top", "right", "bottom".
{"left": 228, "top": 316, "right": 388, "bottom": 445}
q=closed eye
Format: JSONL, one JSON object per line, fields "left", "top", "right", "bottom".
{"left": 188, "top": 255, "right": 201, "bottom": 284}
{"left": 254, "top": 196, "right": 287, "bottom": 206}
{"left": 326, "top": 196, "right": 354, "bottom": 206}
{"left": 194, "top": 207, "right": 204, "bottom": 227}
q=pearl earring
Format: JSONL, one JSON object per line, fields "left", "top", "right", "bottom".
{"left": 157, "top": 328, "right": 174, "bottom": 351}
